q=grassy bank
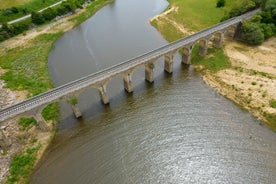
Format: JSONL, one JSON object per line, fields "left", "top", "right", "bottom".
{"left": 1, "top": 0, "right": 113, "bottom": 183}
{"left": 151, "top": 0, "right": 238, "bottom": 42}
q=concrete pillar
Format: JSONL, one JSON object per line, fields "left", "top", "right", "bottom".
{"left": 71, "top": 104, "right": 82, "bottom": 118}
{"left": 123, "top": 72, "right": 133, "bottom": 93}
{"left": 199, "top": 39, "right": 208, "bottom": 56}
{"left": 34, "top": 112, "right": 48, "bottom": 131}
{"left": 164, "top": 54, "right": 174, "bottom": 73}
{"left": 145, "top": 61, "right": 155, "bottom": 83}
{"left": 213, "top": 32, "right": 223, "bottom": 48}
{"left": 98, "top": 84, "right": 109, "bottom": 104}
{"left": 182, "top": 47, "right": 192, "bottom": 65}
{"left": 67, "top": 96, "right": 82, "bottom": 118}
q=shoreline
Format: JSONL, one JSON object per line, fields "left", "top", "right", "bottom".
{"left": 0, "top": 0, "right": 113, "bottom": 183}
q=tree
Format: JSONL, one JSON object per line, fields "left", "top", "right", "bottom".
{"left": 216, "top": 0, "right": 225, "bottom": 8}
{"left": 242, "top": 23, "right": 264, "bottom": 45}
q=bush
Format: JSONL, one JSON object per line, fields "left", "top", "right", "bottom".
{"left": 31, "top": 11, "right": 45, "bottom": 25}
{"left": 12, "top": 20, "right": 31, "bottom": 35}
{"left": 1, "top": 7, "right": 19, "bottom": 16}
{"left": 241, "top": 23, "right": 264, "bottom": 45}
{"left": 259, "top": 23, "right": 276, "bottom": 38}
{"left": 270, "top": 99, "right": 276, "bottom": 108}
{"left": 42, "top": 8, "right": 57, "bottom": 21}
{"left": 216, "top": 0, "right": 225, "bottom": 8}
{"left": 18, "top": 117, "right": 38, "bottom": 130}
{"left": 56, "top": 6, "right": 68, "bottom": 16}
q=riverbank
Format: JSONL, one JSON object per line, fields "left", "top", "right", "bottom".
{"left": 150, "top": 1, "right": 276, "bottom": 130}
{"left": 0, "top": 0, "right": 113, "bottom": 183}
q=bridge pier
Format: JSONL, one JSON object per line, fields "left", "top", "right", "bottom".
{"left": 123, "top": 72, "right": 133, "bottom": 93}
{"left": 34, "top": 112, "right": 48, "bottom": 131}
{"left": 71, "top": 104, "right": 82, "bottom": 118}
{"left": 98, "top": 84, "right": 109, "bottom": 104}
{"left": 145, "top": 61, "right": 155, "bottom": 83}
{"left": 164, "top": 54, "right": 174, "bottom": 73}
{"left": 182, "top": 47, "right": 192, "bottom": 65}
{"left": 213, "top": 32, "right": 223, "bottom": 48}
{"left": 199, "top": 39, "right": 209, "bottom": 56}
{"left": 67, "top": 96, "right": 82, "bottom": 118}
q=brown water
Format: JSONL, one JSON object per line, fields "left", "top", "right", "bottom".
{"left": 31, "top": 0, "right": 276, "bottom": 183}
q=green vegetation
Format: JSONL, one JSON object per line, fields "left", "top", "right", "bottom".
{"left": 251, "top": 81, "right": 257, "bottom": 85}
{"left": 0, "top": 33, "right": 62, "bottom": 96}
{"left": 0, "top": 0, "right": 92, "bottom": 42}
{"left": 70, "top": 0, "right": 114, "bottom": 26}
{"left": 270, "top": 99, "right": 276, "bottom": 108}
{"left": 262, "top": 111, "right": 276, "bottom": 131}
{"left": 221, "top": 0, "right": 276, "bottom": 45}
{"left": 18, "top": 117, "right": 38, "bottom": 130}
{"left": 68, "top": 97, "right": 78, "bottom": 105}
{"left": 192, "top": 46, "right": 231, "bottom": 72}
{"left": 0, "top": 0, "right": 61, "bottom": 23}
{"left": 0, "top": 0, "right": 32, "bottom": 9}
{"left": 151, "top": 0, "right": 238, "bottom": 42}
{"left": 216, "top": 0, "right": 226, "bottom": 8}
{"left": 6, "top": 144, "right": 41, "bottom": 184}
{"left": 42, "top": 103, "right": 59, "bottom": 120}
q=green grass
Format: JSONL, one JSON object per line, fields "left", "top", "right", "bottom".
{"left": 18, "top": 117, "right": 38, "bottom": 130}
{"left": 0, "top": 0, "right": 62, "bottom": 24}
{"left": 5, "top": 144, "right": 41, "bottom": 184}
{"left": 192, "top": 46, "right": 231, "bottom": 71}
{"left": 70, "top": 0, "right": 114, "bottom": 26}
{"left": 0, "top": 33, "right": 62, "bottom": 96}
{"left": 42, "top": 103, "right": 59, "bottom": 120}
{"left": 151, "top": 0, "right": 239, "bottom": 42}
{"left": 0, "top": 0, "right": 33, "bottom": 9}
{"left": 270, "top": 99, "right": 276, "bottom": 108}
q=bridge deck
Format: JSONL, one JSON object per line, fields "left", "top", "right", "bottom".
{"left": 0, "top": 9, "right": 259, "bottom": 122}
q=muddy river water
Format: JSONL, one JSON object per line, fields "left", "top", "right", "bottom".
{"left": 31, "top": 0, "right": 276, "bottom": 183}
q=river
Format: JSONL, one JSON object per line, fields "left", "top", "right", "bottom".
{"left": 31, "top": 0, "right": 276, "bottom": 183}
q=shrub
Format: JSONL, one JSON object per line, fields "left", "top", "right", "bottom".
{"left": 241, "top": 23, "right": 264, "bottom": 45}
{"left": 216, "top": 0, "right": 225, "bottom": 8}
{"left": 12, "top": 20, "right": 31, "bottom": 35}
{"left": 42, "top": 8, "right": 57, "bottom": 21}
{"left": 31, "top": 11, "right": 45, "bottom": 25}
{"left": 270, "top": 99, "right": 276, "bottom": 108}
{"left": 56, "top": 6, "right": 68, "bottom": 16}
{"left": 18, "top": 117, "right": 38, "bottom": 130}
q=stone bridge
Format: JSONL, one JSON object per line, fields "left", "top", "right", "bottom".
{"left": 0, "top": 10, "right": 259, "bottom": 130}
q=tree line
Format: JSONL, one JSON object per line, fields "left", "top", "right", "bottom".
{"left": 218, "top": 0, "right": 276, "bottom": 45}
{"left": 0, "top": 0, "right": 88, "bottom": 42}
